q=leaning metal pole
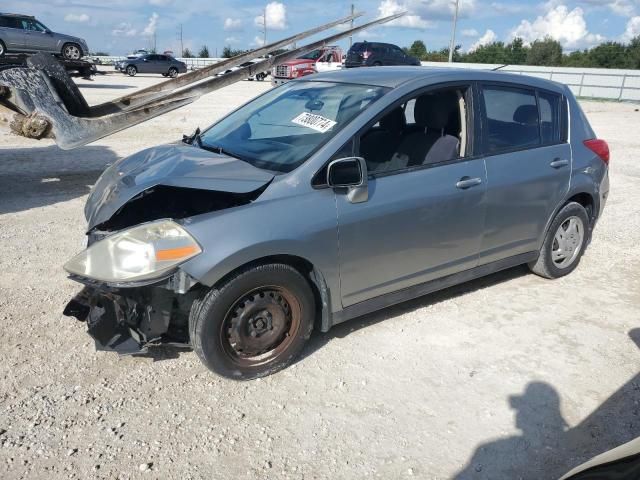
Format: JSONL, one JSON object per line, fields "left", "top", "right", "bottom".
{"left": 0, "top": 12, "right": 405, "bottom": 149}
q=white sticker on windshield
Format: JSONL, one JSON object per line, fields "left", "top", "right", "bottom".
{"left": 291, "top": 112, "right": 337, "bottom": 133}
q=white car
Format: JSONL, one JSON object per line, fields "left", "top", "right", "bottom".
{"left": 215, "top": 59, "right": 269, "bottom": 81}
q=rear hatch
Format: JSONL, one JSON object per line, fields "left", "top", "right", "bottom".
{"left": 346, "top": 43, "right": 369, "bottom": 64}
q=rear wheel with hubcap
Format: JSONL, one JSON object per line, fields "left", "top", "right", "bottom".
{"left": 189, "top": 263, "right": 315, "bottom": 379}
{"left": 529, "top": 202, "right": 590, "bottom": 279}
{"left": 168, "top": 67, "right": 178, "bottom": 78}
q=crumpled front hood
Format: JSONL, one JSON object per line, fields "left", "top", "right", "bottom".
{"left": 85, "top": 144, "right": 274, "bottom": 230}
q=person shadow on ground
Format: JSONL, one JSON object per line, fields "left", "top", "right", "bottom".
{"left": 454, "top": 382, "right": 569, "bottom": 479}
{"left": 455, "top": 329, "right": 640, "bottom": 479}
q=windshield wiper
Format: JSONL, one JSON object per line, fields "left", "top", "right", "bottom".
{"left": 182, "top": 126, "right": 203, "bottom": 147}
{"left": 183, "top": 127, "right": 247, "bottom": 162}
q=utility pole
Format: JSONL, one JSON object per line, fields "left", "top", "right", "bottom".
{"left": 262, "top": 7, "right": 267, "bottom": 46}
{"left": 179, "top": 24, "right": 183, "bottom": 57}
{"left": 349, "top": 3, "right": 354, "bottom": 49}
{"left": 448, "top": 0, "right": 459, "bottom": 63}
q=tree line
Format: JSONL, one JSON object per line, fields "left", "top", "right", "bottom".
{"left": 405, "top": 37, "right": 640, "bottom": 69}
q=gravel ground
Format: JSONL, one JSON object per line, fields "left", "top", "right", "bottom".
{"left": 0, "top": 72, "right": 639, "bottom": 480}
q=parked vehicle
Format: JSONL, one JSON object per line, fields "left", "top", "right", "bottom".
{"left": 62, "top": 67, "right": 609, "bottom": 379}
{"left": 215, "top": 59, "right": 269, "bottom": 81}
{"left": 271, "top": 46, "right": 342, "bottom": 85}
{"left": 0, "top": 13, "right": 89, "bottom": 59}
{"left": 115, "top": 54, "right": 187, "bottom": 77}
{"left": 345, "top": 41, "right": 420, "bottom": 68}
{"left": 130, "top": 49, "right": 149, "bottom": 58}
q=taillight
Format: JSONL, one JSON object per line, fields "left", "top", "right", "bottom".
{"left": 584, "top": 139, "right": 610, "bottom": 166}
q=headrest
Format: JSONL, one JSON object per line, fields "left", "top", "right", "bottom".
{"left": 414, "top": 93, "right": 457, "bottom": 129}
{"left": 379, "top": 107, "right": 406, "bottom": 135}
{"left": 513, "top": 105, "right": 538, "bottom": 125}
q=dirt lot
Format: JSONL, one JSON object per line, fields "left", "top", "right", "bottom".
{"left": 0, "top": 72, "right": 639, "bottom": 480}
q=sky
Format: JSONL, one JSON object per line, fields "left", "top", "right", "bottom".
{"left": 6, "top": 0, "right": 640, "bottom": 56}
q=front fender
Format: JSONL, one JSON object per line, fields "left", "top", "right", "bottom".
{"left": 178, "top": 187, "right": 342, "bottom": 313}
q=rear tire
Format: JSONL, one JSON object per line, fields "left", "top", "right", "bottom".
{"left": 0, "top": 41, "right": 6, "bottom": 57}
{"left": 189, "top": 263, "right": 315, "bottom": 380}
{"left": 529, "top": 202, "right": 589, "bottom": 279}
{"left": 168, "top": 67, "right": 178, "bottom": 78}
{"left": 62, "top": 43, "right": 83, "bottom": 60}
{"left": 126, "top": 65, "right": 137, "bottom": 77}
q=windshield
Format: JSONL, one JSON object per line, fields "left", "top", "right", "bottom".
{"left": 299, "top": 50, "right": 323, "bottom": 60}
{"left": 200, "top": 81, "right": 389, "bottom": 173}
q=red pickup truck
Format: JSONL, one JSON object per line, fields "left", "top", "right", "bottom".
{"left": 271, "top": 46, "right": 343, "bottom": 85}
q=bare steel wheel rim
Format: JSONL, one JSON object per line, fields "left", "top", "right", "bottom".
{"left": 552, "top": 216, "right": 584, "bottom": 269}
{"left": 64, "top": 44, "right": 81, "bottom": 60}
{"left": 220, "top": 286, "right": 301, "bottom": 367}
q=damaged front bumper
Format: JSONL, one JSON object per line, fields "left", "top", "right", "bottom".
{"left": 63, "top": 272, "right": 199, "bottom": 355}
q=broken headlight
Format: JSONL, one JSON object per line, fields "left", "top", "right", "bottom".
{"left": 64, "top": 220, "right": 201, "bottom": 283}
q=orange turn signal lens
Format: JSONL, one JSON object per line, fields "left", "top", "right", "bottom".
{"left": 155, "top": 245, "right": 200, "bottom": 262}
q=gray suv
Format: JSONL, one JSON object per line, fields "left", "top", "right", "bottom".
{"left": 63, "top": 67, "right": 610, "bottom": 379}
{"left": 0, "top": 13, "right": 88, "bottom": 59}
{"left": 115, "top": 54, "right": 188, "bottom": 77}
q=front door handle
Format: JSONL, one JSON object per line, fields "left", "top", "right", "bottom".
{"left": 456, "top": 177, "right": 482, "bottom": 189}
{"left": 550, "top": 158, "right": 569, "bottom": 168}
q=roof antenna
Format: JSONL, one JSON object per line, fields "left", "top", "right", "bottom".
{"left": 491, "top": 64, "right": 507, "bottom": 71}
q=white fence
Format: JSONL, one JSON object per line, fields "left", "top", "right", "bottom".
{"left": 421, "top": 61, "right": 640, "bottom": 101}
{"left": 94, "top": 56, "right": 640, "bottom": 101}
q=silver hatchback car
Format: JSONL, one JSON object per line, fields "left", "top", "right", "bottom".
{"left": 0, "top": 13, "right": 89, "bottom": 59}
{"left": 63, "top": 67, "right": 610, "bottom": 379}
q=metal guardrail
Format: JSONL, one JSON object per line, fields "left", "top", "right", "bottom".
{"left": 510, "top": 70, "right": 640, "bottom": 101}
{"left": 92, "top": 56, "right": 640, "bottom": 101}
{"left": 420, "top": 61, "right": 640, "bottom": 101}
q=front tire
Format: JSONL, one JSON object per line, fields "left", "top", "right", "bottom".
{"left": 168, "top": 67, "right": 178, "bottom": 78}
{"left": 126, "top": 65, "right": 137, "bottom": 77}
{"left": 189, "top": 263, "right": 315, "bottom": 380}
{"left": 62, "top": 43, "right": 83, "bottom": 60}
{"left": 529, "top": 202, "right": 589, "bottom": 279}
{"left": 0, "top": 41, "right": 6, "bottom": 57}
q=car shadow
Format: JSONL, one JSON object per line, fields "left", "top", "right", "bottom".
{"left": 0, "top": 144, "right": 119, "bottom": 215}
{"left": 76, "top": 83, "right": 136, "bottom": 89}
{"left": 453, "top": 329, "right": 640, "bottom": 479}
{"left": 299, "top": 265, "right": 530, "bottom": 362}
{"left": 141, "top": 266, "right": 530, "bottom": 365}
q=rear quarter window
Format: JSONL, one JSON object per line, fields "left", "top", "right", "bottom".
{"left": 538, "top": 91, "right": 562, "bottom": 144}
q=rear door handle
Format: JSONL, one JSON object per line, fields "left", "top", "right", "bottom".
{"left": 456, "top": 177, "right": 482, "bottom": 189}
{"left": 550, "top": 158, "right": 569, "bottom": 168}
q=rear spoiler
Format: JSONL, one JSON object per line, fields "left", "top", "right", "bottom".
{"left": 0, "top": 12, "right": 405, "bottom": 150}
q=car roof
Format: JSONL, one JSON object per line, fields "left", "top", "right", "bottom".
{"left": 0, "top": 13, "right": 35, "bottom": 19}
{"left": 306, "top": 66, "right": 567, "bottom": 92}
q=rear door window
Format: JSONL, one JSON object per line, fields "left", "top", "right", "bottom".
{"left": 481, "top": 86, "right": 540, "bottom": 154}
{"left": 538, "top": 91, "right": 562, "bottom": 144}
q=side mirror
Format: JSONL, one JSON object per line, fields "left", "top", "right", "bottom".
{"left": 327, "top": 157, "right": 368, "bottom": 203}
